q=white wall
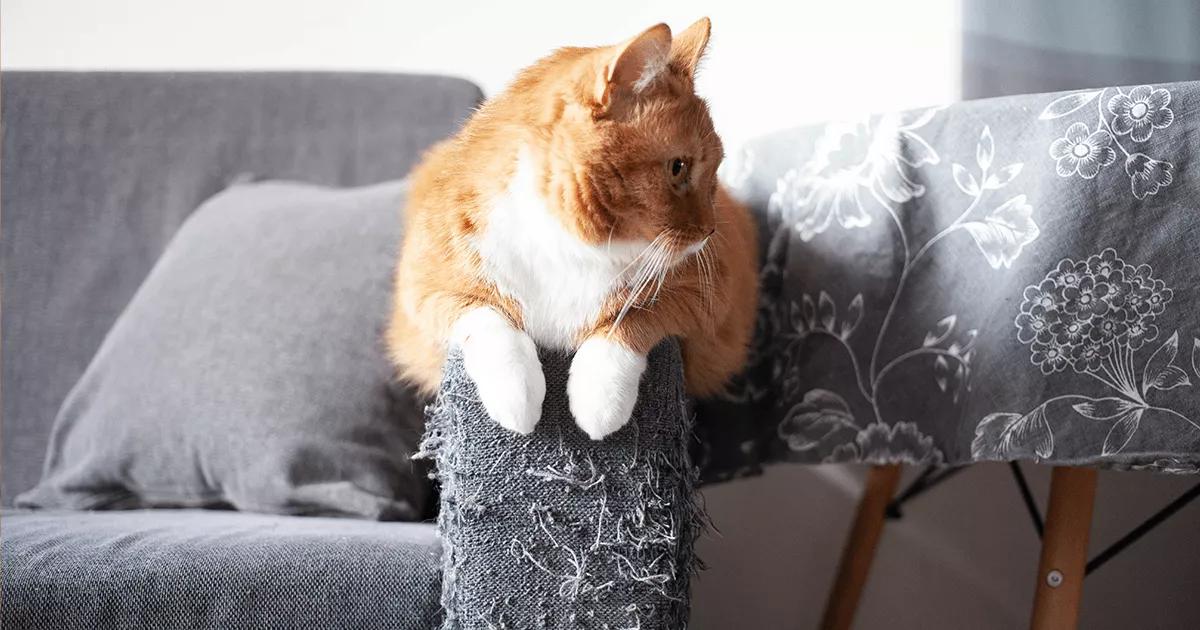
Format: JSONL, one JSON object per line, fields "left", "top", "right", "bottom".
{"left": 1, "top": 0, "right": 962, "bottom": 149}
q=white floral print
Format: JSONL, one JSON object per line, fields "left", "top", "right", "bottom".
{"left": 1016, "top": 249, "right": 1171, "bottom": 376}
{"left": 767, "top": 109, "right": 940, "bottom": 241}
{"left": 1107, "top": 86, "right": 1174, "bottom": 142}
{"left": 1125, "top": 153, "right": 1175, "bottom": 199}
{"left": 1040, "top": 85, "right": 1180, "bottom": 198}
{"left": 825, "top": 421, "right": 943, "bottom": 465}
{"left": 1049, "top": 123, "right": 1116, "bottom": 179}
{"left": 775, "top": 388, "right": 945, "bottom": 464}
{"left": 770, "top": 120, "right": 1032, "bottom": 463}
{"left": 697, "top": 81, "right": 1200, "bottom": 479}
{"left": 974, "top": 249, "right": 1200, "bottom": 460}
{"left": 962, "top": 194, "right": 1039, "bottom": 269}
{"left": 769, "top": 159, "right": 871, "bottom": 241}
{"left": 777, "top": 389, "right": 856, "bottom": 453}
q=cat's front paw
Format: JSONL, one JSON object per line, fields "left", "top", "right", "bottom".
{"left": 568, "top": 337, "right": 647, "bottom": 440}
{"left": 453, "top": 308, "right": 545, "bottom": 435}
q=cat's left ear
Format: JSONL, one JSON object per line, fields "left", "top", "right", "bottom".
{"left": 596, "top": 23, "right": 672, "bottom": 111}
{"left": 670, "top": 17, "right": 711, "bottom": 80}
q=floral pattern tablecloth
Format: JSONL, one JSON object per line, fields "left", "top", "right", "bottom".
{"left": 696, "top": 81, "right": 1200, "bottom": 481}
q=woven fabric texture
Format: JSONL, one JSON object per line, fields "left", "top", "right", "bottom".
{"left": 422, "top": 342, "right": 701, "bottom": 630}
{"left": 0, "top": 509, "right": 442, "bottom": 629}
{"left": 1, "top": 72, "right": 482, "bottom": 505}
{"left": 16, "top": 180, "right": 430, "bottom": 520}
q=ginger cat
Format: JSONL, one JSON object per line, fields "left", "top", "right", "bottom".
{"left": 387, "top": 18, "right": 758, "bottom": 440}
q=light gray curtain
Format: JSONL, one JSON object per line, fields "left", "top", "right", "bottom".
{"left": 963, "top": 0, "right": 1200, "bottom": 98}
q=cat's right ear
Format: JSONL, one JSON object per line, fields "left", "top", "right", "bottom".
{"left": 670, "top": 18, "right": 711, "bottom": 80}
{"left": 594, "top": 24, "right": 672, "bottom": 113}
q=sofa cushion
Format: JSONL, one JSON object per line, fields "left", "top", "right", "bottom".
{"left": 0, "top": 509, "right": 442, "bottom": 630}
{"left": 17, "top": 180, "right": 429, "bottom": 520}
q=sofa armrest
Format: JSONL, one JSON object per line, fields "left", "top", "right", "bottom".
{"left": 421, "top": 341, "right": 700, "bottom": 629}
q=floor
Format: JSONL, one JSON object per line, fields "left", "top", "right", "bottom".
{"left": 691, "top": 462, "right": 1200, "bottom": 629}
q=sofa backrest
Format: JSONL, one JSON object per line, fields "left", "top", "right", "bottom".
{"left": 1, "top": 72, "right": 484, "bottom": 505}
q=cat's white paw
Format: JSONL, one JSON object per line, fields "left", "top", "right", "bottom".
{"left": 568, "top": 337, "right": 647, "bottom": 440}
{"left": 452, "top": 308, "right": 545, "bottom": 435}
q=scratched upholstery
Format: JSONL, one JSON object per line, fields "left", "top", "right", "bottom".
{"left": 424, "top": 343, "right": 699, "bottom": 630}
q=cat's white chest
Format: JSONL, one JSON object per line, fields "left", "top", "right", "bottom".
{"left": 475, "top": 154, "right": 645, "bottom": 350}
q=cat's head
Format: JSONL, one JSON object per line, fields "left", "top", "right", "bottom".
{"left": 519, "top": 19, "right": 722, "bottom": 259}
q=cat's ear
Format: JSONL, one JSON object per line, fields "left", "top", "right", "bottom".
{"left": 595, "top": 23, "right": 672, "bottom": 110}
{"left": 670, "top": 17, "right": 711, "bottom": 80}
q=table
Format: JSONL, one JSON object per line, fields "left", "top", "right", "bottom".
{"left": 698, "top": 79, "right": 1200, "bottom": 629}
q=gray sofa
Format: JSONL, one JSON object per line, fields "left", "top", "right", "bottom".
{"left": 1, "top": 72, "right": 485, "bottom": 629}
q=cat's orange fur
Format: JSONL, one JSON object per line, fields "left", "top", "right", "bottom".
{"left": 387, "top": 18, "right": 758, "bottom": 435}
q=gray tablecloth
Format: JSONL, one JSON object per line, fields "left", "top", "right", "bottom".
{"left": 697, "top": 80, "right": 1200, "bottom": 480}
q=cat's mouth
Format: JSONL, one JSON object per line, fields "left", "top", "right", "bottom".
{"left": 679, "top": 234, "right": 712, "bottom": 261}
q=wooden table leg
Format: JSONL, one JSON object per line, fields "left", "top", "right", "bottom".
{"left": 1030, "top": 466, "right": 1098, "bottom": 630}
{"left": 820, "top": 464, "right": 903, "bottom": 630}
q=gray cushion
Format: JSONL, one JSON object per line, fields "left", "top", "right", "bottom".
{"left": 0, "top": 509, "right": 441, "bottom": 629}
{"left": 1, "top": 72, "right": 483, "bottom": 505}
{"left": 17, "top": 180, "right": 428, "bottom": 520}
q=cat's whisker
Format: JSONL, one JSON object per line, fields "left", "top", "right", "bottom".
{"left": 615, "top": 261, "right": 655, "bottom": 311}
{"left": 700, "top": 249, "right": 710, "bottom": 312}
{"left": 614, "top": 253, "right": 657, "bottom": 323}
{"left": 637, "top": 243, "right": 665, "bottom": 299}
{"left": 611, "top": 276, "right": 649, "bottom": 332}
{"left": 709, "top": 229, "right": 730, "bottom": 247}
{"left": 696, "top": 245, "right": 715, "bottom": 315}
{"left": 619, "top": 233, "right": 665, "bottom": 279}
{"left": 611, "top": 236, "right": 672, "bottom": 332}
{"left": 624, "top": 240, "right": 662, "bottom": 291}
{"left": 648, "top": 247, "right": 672, "bottom": 305}
{"left": 622, "top": 245, "right": 654, "bottom": 278}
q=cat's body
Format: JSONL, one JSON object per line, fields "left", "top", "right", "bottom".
{"left": 478, "top": 151, "right": 647, "bottom": 351}
{"left": 387, "top": 19, "right": 758, "bottom": 439}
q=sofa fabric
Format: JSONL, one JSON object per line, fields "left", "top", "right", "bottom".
{"left": 0, "top": 509, "right": 442, "bottom": 629}
{"left": 423, "top": 343, "right": 700, "bottom": 630}
{"left": 1, "top": 72, "right": 484, "bottom": 505}
{"left": 17, "top": 180, "right": 429, "bottom": 520}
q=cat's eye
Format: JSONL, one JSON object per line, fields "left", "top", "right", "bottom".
{"left": 672, "top": 158, "right": 691, "bottom": 190}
